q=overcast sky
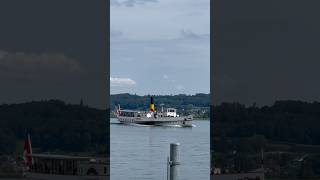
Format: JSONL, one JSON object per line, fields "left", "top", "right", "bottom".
{"left": 214, "top": 0, "right": 320, "bottom": 106}
{"left": 0, "top": 0, "right": 106, "bottom": 109}
{"left": 110, "top": 0, "right": 210, "bottom": 95}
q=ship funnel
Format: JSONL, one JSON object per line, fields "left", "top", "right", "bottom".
{"left": 149, "top": 96, "right": 155, "bottom": 112}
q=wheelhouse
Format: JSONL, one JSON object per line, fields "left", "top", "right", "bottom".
{"left": 166, "top": 108, "right": 177, "bottom": 117}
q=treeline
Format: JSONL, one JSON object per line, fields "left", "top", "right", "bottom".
{"left": 213, "top": 100, "right": 320, "bottom": 148}
{"left": 0, "top": 100, "right": 107, "bottom": 155}
{"left": 213, "top": 100, "right": 320, "bottom": 176}
{"left": 110, "top": 93, "right": 210, "bottom": 110}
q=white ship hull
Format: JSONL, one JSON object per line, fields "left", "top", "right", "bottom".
{"left": 117, "top": 116, "right": 193, "bottom": 127}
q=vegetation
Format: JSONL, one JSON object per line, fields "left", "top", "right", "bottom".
{"left": 213, "top": 100, "right": 320, "bottom": 178}
{"left": 110, "top": 93, "right": 210, "bottom": 118}
{"left": 0, "top": 100, "right": 108, "bottom": 155}
{"left": 213, "top": 100, "right": 320, "bottom": 145}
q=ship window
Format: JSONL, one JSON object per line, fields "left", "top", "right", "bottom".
{"left": 122, "top": 111, "right": 135, "bottom": 117}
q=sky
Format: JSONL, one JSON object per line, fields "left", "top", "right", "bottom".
{"left": 213, "top": 0, "right": 320, "bottom": 106}
{"left": 0, "top": 0, "right": 107, "bottom": 109}
{"left": 110, "top": 0, "right": 210, "bottom": 95}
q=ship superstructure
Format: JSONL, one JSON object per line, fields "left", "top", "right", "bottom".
{"left": 22, "top": 134, "right": 108, "bottom": 180}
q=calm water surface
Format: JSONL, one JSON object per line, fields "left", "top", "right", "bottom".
{"left": 110, "top": 118, "right": 210, "bottom": 180}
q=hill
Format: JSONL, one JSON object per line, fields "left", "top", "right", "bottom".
{"left": 0, "top": 100, "right": 107, "bottom": 155}
{"left": 213, "top": 100, "right": 320, "bottom": 146}
{"left": 213, "top": 100, "right": 320, "bottom": 177}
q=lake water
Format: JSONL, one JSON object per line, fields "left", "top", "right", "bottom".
{"left": 110, "top": 118, "right": 210, "bottom": 180}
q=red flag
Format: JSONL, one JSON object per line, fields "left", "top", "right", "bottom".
{"left": 23, "top": 134, "right": 33, "bottom": 169}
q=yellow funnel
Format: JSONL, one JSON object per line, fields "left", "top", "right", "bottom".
{"left": 149, "top": 96, "right": 155, "bottom": 112}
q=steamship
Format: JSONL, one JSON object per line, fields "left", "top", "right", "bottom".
{"left": 115, "top": 96, "right": 193, "bottom": 127}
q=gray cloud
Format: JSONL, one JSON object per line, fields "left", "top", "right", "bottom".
{"left": 111, "top": 0, "right": 158, "bottom": 7}
{"left": 0, "top": 50, "right": 81, "bottom": 81}
{"left": 110, "top": 30, "right": 124, "bottom": 39}
{"left": 175, "top": 85, "right": 185, "bottom": 91}
{"left": 0, "top": 0, "right": 107, "bottom": 109}
{"left": 214, "top": 0, "right": 320, "bottom": 106}
{"left": 180, "top": 29, "right": 209, "bottom": 39}
{"left": 111, "top": 31, "right": 209, "bottom": 95}
{"left": 111, "top": 0, "right": 210, "bottom": 95}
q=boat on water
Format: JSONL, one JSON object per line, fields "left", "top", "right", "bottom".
{"left": 115, "top": 96, "right": 193, "bottom": 127}
{"left": 23, "top": 135, "right": 108, "bottom": 180}
{"left": 26, "top": 154, "right": 108, "bottom": 180}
